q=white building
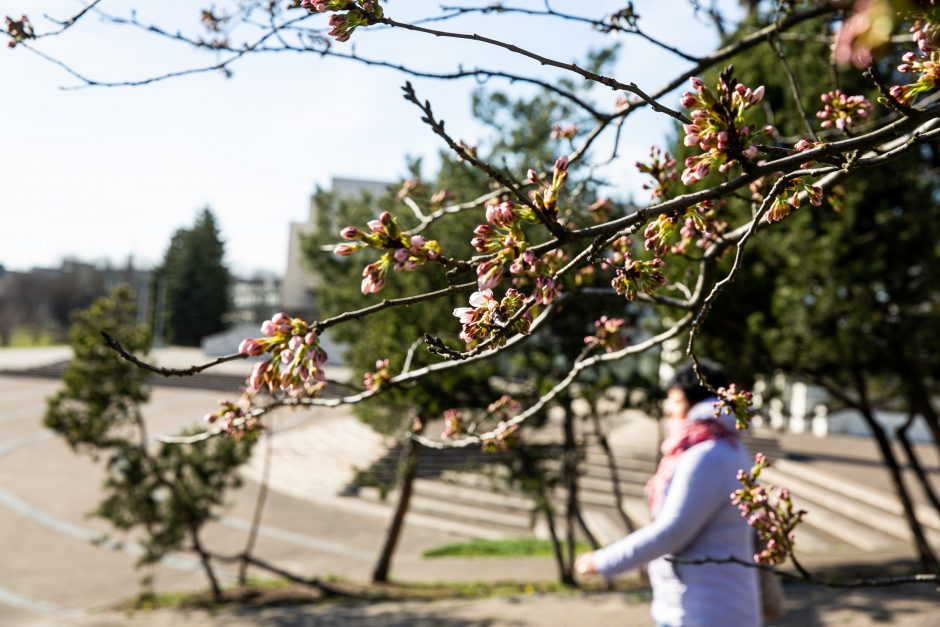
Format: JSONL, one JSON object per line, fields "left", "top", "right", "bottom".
{"left": 282, "top": 177, "right": 390, "bottom": 317}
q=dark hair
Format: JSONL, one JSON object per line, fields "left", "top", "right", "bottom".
{"left": 666, "top": 360, "right": 729, "bottom": 406}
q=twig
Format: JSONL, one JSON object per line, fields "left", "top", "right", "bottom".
{"left": 668, "top": 554, "right": 940, "bottom": 588}
{"left": 100, "top": 331, "right": 246, "bottom": 376}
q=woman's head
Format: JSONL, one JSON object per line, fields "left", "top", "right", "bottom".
{"left": 664, "top": 360, "right": 729, "bottom": 420}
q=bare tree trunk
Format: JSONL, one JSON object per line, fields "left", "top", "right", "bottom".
{"left": 371, "top": 437, "right": 420, "bottom": 583}
{"left": 563, "top": 407, "right": 598, "bottom": 555}
{"left": 896, "top": 401, "right": 940, "bottom": 525}
{"left": 910, "top": 376, "right": 940, "bottom": 453}
{"left": 191, "top": 525, "right": 223, "bottom": 600}
{"left": 841, "top": 370, "right": 938, "bottom": 569}
{"left": 519, "top": 446, "right": 573, "bottom": 585}
{"left": 589, "top": 410, "right": 637, "bottom": 534}
{"left": 238, "top": 423, "right": 275, "bottom": 586}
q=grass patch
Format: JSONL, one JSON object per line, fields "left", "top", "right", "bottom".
{"left": 423, "top": 538, "right": 592, "bottom": 558}
{"left": 7, "top": 326, "right": 61, "bottom": 347}
{"left": 118, "top": 575, "right": 647, "bottom": 613}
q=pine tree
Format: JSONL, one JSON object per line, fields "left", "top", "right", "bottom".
{"left": 158, "top": 208, "right": 231, "bottom": 346}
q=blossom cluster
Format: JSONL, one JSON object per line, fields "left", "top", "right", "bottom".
{"left": 204, "top": 396, "right": 261, "bottom": 438}
{"left": 584, "top": 316, "right": 628, "bottom": 353}
{"left": 363, "top": 358, "right": 391, "bottom": 392}
{"left": 642, "top": 201, "right": 719, "bottom": 256}
{"left": 335, "top": 211, "right": 442, "bottom": 294}
{"left": 481, "top": 421, "right": 520, "bottom": 453}
{"left": 452, "top": 288, "right": 531, "bottom": 348}
{"left": 5, "top": 15, "right": 33, "bottom": 48}
{"left": 712, "top": 384, "right": 756, "bottom": 430}
{"left": 891, "top": 10, "right": 940, "bottom": 104}
{"left": 471, "top": 200, "right": 537, "bottom": 290}
{"left": 298, "top": 0, "right": 382, "bottom": 42}
{"left": 765, "top": 177, "right": 823, "bottom": 223}
{"left": 441, "top": 408, "right": 465, "bottom": 440}
{"left": 732, "top": 454, "right": 806, "bottom": 565}
{"left": 509, "top": 249, "right": 566, "bottom": 305}
{"left": 608, "top": 252, "right": 666, "bottom": 301}
{"left": 832, "top": 0, "right": 896, "bottom": 68}
{"left": 528, "top": 155, "right": 570, "bottom": 221}
{"left": 486, "top": 394, "right": 522, "bottom": 420}
{"left": 679, "top": 72, "right": 767, "bottom": 185}
{"left": 551, "top": 124, "right": 577, "bottom": 140}
{"left": 636, "top": 146, "right": 678, "bottom": 201}
{"left": 816, "top": 90, "right": 871, "bottom": 131}
{"left": 238, "top": 312, "right": 328, "bottom": 397}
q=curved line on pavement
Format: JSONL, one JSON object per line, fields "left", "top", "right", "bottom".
{"left": 0, "top": 431, "right": 381, "bottom": 568}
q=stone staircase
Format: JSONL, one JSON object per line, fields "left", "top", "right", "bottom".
{"left": 353, "top": 426, "right": 939, "bottom": 558}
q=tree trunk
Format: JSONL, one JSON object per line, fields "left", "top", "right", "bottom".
{"left": 191, "top": 525, "right": 223, "bottom": 600}
{"left": 239, "top": 424, "right": 274, "bottom": 586}
{"left": 896, "top": 402, "right": 940, "bottom": 526}
{"left": 371, "top": 437, "right": 421, "bottom": 583}
{"left": 910, "top": 375, "right": 940, "bottom": 454}
{"left": 519, "top": 446, "right": 573, "bottom": 585}
{"left": 589, "top": 410, "right": 637, "bottom": 534}
{"left": 844, "top": 370, "right": 938, "bottom": 569}
{"left": 563, "top": 407, "right": 599, "bottom": 557}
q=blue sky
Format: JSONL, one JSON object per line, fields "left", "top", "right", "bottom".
{"left": 1, "top": 0, "right": 741, "bottom": 276}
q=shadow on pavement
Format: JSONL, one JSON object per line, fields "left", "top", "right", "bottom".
{"left": 196, "top": 601, "right": 526, "bottom": 626}
{"left": 773, "top": 582, "right": 939, "bottom": 626}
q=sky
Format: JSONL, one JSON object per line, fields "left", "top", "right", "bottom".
{"left": 0, "top": 0, "right": 742, "bottom": 277}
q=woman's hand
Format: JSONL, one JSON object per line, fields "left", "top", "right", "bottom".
{"left": 575, "top": 551, "right": 598, "bottom": 578}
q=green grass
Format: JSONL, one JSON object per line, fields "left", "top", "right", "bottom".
{"left": 423, "top": 538, "right": 592, "bottom": 558}
{"left": 7, "top": 326, "right": 62, "bottom": 347}
{"left": 122, "top": 575, "right": 646, "bottom": 612}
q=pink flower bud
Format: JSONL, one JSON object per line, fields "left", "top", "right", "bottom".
{"left": 527, "top": 168, "right": 539, "bottom": 184}
{"left": 238, "top": 338, "right": 264, "bottom": 356}
{"left": 367, "top": 219, "right": 385, "bottom": 234}
{"left": 554, "top": 155, "right": 569, "bottom": 171}
{"left": 305, "top": 331, "right": 316, "bottom": 345}
{"left": 690, "top": 77, "right": 704, "bottom": 90}
{"left": 261, "top": 320, "right": 277, "bottom": 337}
{"left": 340, "top": 226, "right": 361, "bottom": 240}
{"left": 333, "top": 243, "right": 357, "bottom": 256}
{"left": 750, "top": 85, "right": 765, "bottom": 104}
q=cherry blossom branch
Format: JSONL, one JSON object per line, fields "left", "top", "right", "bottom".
{"left": 372, "top": 13, "right": 692, "bottom": 126}
{"left": 35, "top": 0, "right": 104, "bottom": 38}
{"left": 317, "top": 280, "right": 478, "bottom": 331}
{"left": 414, "top": 307, "right": 699, "bottom": 451}
{"left": 768, "top": 6, "right": 819, "bottom": 142}
{"left": 400, "top": 82, "right": 535, "bottom": 208}
{"left": 100, "top": 331, "right": 246, "bottom": 376}
{"left": 668, "top": 555, "right": 939, "bottom": 588}
{"left": 436, "top": 3, "right": 701, "bottom": 62}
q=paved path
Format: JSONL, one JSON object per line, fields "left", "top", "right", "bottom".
{"left": 52, "top": 585, "right": 940, "bottom": 626}
{"left": 0, "top": 369, "right": 938, "bottom": 626}
{"left": 0, "top": 376, "right": 554, "bottom": 626}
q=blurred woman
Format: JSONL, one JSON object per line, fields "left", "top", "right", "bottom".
{"left": 575, "top": 361, "right": 760, "bottom": 627}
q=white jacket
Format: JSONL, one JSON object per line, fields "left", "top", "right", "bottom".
{"left": 591, "top": 401, "right": 761, "bottom": 626}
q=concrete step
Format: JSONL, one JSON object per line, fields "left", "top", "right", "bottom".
{"left": 583, "top": 450, "right": 657, "bottom": 472}
{"left": 773, "top": 459, "right": 940, "bottom": 532}
{"left": 574, "top": 474, "right": 647, "bottom": 498}
{"left": 359, "top": 487, "right": 532, "bottom": 533}
{"left": 761, "top": 467, "right": 908, "bottom": 552}
{"left": 414, "top": 478, "right": 534, "bottom": 514}
{"left": 541, "top": 458, "right": 651, "bottom": 485}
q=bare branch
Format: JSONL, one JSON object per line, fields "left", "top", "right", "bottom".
{"left": 100, "top": 331, "right": 246, "bottom": 376}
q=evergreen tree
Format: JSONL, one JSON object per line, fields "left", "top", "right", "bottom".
{"left": 157, "top": 208, "right": 231, "bottom": 346}
{"left": 45, "top": 286, "right": 254, "bottom": 599}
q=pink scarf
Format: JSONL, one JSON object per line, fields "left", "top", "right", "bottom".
{"left": 646, "top": 417, "right": 737, "bottom": 515}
